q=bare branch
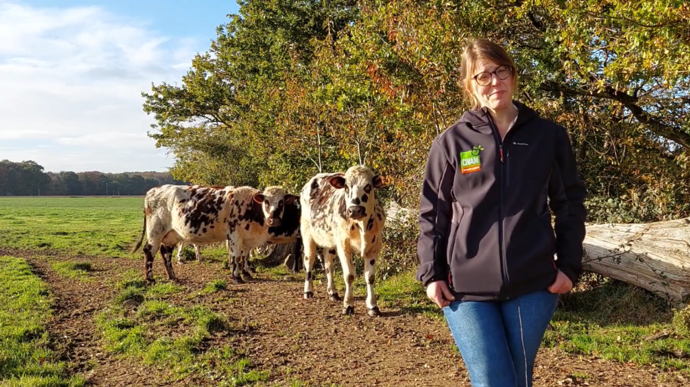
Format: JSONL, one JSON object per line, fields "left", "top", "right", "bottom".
{"left": 540, "top": 81, "right": 690, "bottom": 149}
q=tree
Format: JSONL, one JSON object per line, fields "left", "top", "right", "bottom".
{"left": 143, "top": 0, "right": 690, "bottom": 223}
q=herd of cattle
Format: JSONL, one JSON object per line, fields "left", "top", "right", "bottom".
{"left": 132, "top": 165, "right": 386, "bottom": 316}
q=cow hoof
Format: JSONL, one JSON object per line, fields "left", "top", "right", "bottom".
{"left": 145, "top": 277, "right": 156, "bottom": 285}
{"left": 242, "top": 271, "right": 254, "bottom": 280}
{"left": 232, "top": 276, "right": 245, "bottom": 284}
{"left": 304, "top": 291, "right": 314, "bottom": 299}
{"left": 329, "top": 293, "right": 341, "bottom": 302}
{"left": 176, "top": 260, "right": 185, "bottom": 265}
{"left": 343, "top": 306, "right": 355, "bottom": 315}
{"left": 367, "top": 306, "right": 382, "bottom": 317}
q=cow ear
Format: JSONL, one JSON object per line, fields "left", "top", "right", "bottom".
{"left": 372, "top": 175, "right": 384, "bottom": 189}
{"left": 285, "top": 194, "right": 299, "bottom": 205}
{"left": 253, "top": 193, "right": 265, "bottom": 203}
{"left": 328, "top": 176, "right": 346, "bottom": 189}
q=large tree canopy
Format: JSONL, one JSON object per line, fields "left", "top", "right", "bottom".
{"left": 143, "top": 0, "right": 690, "bottom": 223}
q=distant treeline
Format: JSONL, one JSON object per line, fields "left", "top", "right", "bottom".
{"left": 0, "top": 160, "right": 187, "bottom": 196}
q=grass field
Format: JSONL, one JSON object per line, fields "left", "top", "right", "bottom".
{"left": 0, "top": 197, "right": 142, "bottom": 257}
{"left": 0, "top": 197, "right": 231, "bottom": 261}
{"left": 0, "top": 255, "right": 84, "bottom": 387}
{"left": 0, "top": 196, "right": 689, "bottom": 385}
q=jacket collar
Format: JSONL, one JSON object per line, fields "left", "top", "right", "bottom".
{"left": 460, "top": 100, "right": 537, "bottom": 134}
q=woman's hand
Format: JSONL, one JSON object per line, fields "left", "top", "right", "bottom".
{"left": 548, "top": 270, "right": 573, "bottom": 294}
{"left": 426, "top": 280, "right": 456, "bottom": 308}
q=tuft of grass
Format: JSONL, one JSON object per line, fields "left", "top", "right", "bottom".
{"left": 51, "top": 261, "right": 92, "bottom": 280}
{"left": 118, "top": 269, "right": 146, "bottom": 290}
{"left": 220, "top": 358, "right": 270, "bottom": 387}
{"left": 672, "top": 304, "right": 690, "bottom": 336}
{"left": 114, "top": 286, "right": 145, "bottom": 306}
{"left": 146, "top": 282, "right": 183, "bottom": 298}
{"left": 187, "top": 306, "right": 228, "bottom": 333}
{"left": 0, "top": 256, "right": 85, "bottom": 386}
{"left": 369, "top": 271, "right": 442, "bottom": 319}
{"left": 95, "top": 313, "right": 146, "bottom": 354}
{"left": 203, "top": 279, "right": 227, "bottom": 293}
{"left": 136, "top": 301, "right": 184, "bottom": 319}
{"left": 142, "top": 334, "right": 204, "bottom": 367}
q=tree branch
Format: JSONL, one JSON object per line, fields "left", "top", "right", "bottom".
{"left": 540, "top": 81, "right": 690, "bottom": 149}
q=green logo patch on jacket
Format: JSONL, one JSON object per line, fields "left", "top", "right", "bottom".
{"left": 460, "top": 145, "right": 484, "bottom": 174}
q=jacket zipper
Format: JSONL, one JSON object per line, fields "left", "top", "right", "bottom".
{"left": 487, "top": 115, "right": 510, "bottom": 291}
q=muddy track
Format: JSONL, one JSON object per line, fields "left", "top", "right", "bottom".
{"left": 3, "top": 248, "right": 687, "bottom": 386}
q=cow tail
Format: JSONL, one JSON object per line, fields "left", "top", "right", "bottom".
{"left": 131, "top": 210, "right": 147, "bottom": 253}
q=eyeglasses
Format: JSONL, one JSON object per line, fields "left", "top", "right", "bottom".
{"left": 472, "top": 65, "right": 512, "bottom": 86}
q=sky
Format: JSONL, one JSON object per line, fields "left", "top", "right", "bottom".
{"left": 0, "top": 0, "right": 240, "bottom": 173}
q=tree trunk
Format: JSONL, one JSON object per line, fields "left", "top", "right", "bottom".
{"left": 582, "top": 218, "right": 690, "bottom": 302}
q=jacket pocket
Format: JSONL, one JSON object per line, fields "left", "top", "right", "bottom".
{"left": 446, "top": 222, "right": 460, "bottom": 266}
{"left": 538, "top": 212, "right": 557, "bottom": 255}
{"left": 446, "top": 203, "right": 464, "bottom": 265}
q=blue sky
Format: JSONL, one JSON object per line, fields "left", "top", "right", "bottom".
{"left": 0, "top": 0, "right": 240, "bottom": 173}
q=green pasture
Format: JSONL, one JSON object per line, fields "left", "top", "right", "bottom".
{"left": 0, "top": 196, "right": 689, "bottom": 380}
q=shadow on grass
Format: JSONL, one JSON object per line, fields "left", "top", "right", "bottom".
{"left": 556, "top": 272, "right": 676, "bottom": 327}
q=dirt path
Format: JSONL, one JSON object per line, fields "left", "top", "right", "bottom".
{"left": 4, "top": 248, "right": 686, "bottom": 387}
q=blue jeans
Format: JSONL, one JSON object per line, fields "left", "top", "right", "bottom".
{"left": 443, "top": 290, "right": 559, "bottom": 387}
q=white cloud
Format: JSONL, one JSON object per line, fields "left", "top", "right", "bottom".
{"left": 0, "top": 1, "right": 201, "bottom": 173}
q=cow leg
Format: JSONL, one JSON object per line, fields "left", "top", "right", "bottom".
{"left": 302, "top": 234, "right": 317, "bottom": 299}
{"left": 142, "top": 240, "right": 160, "bottom": 284}
{"left": 159, "top": 244, "right": 177, "bottom": 281}
{"left": 223, "top": 240, "right": 231, "bottom": 270}
{"left": 364, "top": 253, "right": 380, "bottom": 316}
{"left": 176, "top": 242, "right": 185, "bottom": 265}
{"left": 323, "top": 249, "right": 340, "bottom": 301}
{"left": 227, "top": 236, "right": 244, "bottom": 284}
{"left": 194, "top": 244, "right": 201, "bottom": 261}
{"left": 240, "top": 249, "right": 253, "bottom": 280}
{"left": 337, "top": 244, "right": 356, "bottom": 315}
{"left": 291, "top": 234, "right": 302, "bottom": 273}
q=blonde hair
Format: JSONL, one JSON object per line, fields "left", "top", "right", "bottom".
{"left": 461, "top": 38, "right": 518, "bottom": 109}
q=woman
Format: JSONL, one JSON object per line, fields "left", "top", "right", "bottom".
{"left": 416, "top": 38, "right": 586, "bottom": 387}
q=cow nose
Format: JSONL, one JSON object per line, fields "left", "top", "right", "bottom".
{"left": 347, "top": 206, "right": 366, "bottom": 219}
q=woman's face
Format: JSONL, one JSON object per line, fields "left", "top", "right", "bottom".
{"left": 470, "top": 60, "right": 514, "bottom": 111}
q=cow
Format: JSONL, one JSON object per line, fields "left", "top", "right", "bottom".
{"left": 176, "top": 195, "right": 303, "bottom": 268}
{"left": 299, "top": 165, "right": 386, "bottom": 316}
{"left": 131, "top": 184, "right": 299, "bottom": 283}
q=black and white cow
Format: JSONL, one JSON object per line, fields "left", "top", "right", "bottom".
{"left": 131, "top": 184, "right": 299, "bottom": 283}
{"left": 177, "top": 199, "right": 303, "bottom": 268}
{"left": 300, "top": 165, "right": 386, "bottom": 316}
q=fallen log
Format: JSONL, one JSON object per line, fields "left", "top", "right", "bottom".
{"left": 581, "top": 218, "right": 690, "bottom": 302}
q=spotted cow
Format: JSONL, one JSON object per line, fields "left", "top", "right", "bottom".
{"left": 131, "top": 184, "right": 299, "bottom": 283}
{"left": 300, "top": 165, "right": 386, "bottom": 316}
{"left": 176, "top": 195, "right": 303, "bottom": 267}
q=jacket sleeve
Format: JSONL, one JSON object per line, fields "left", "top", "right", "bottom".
{"left": 548, "top": 126, "right": 587, "bottom": 285}
{"left": 416, "top": 138, "right": 456, "bottom": 286}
